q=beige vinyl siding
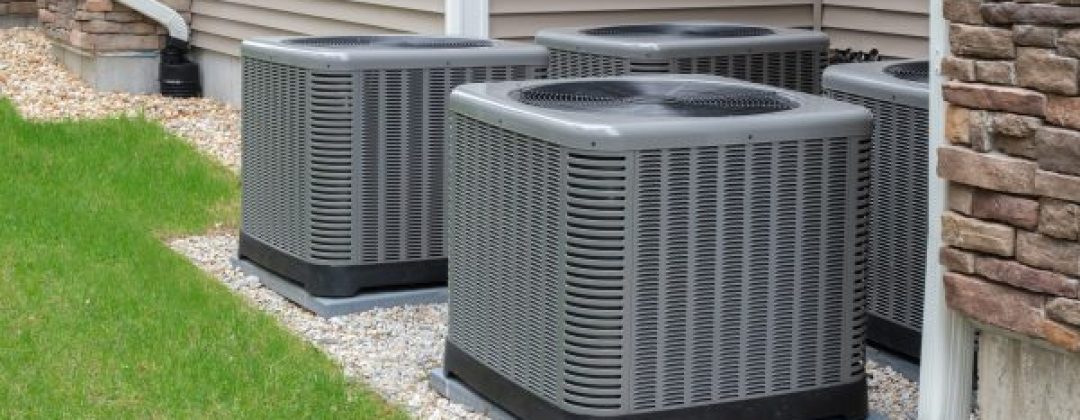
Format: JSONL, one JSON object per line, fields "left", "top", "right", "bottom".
{"left": 823, "top": 0, "right": 929, "bottom": 58}
{"left": 489, "top": 0, "right": 816, "bottom": 40}
{"left": 189, "top": 0, "right": 444, "bottom": 56}
{"left": 490, "top": 0, "right": 927, "bottom": 58}
{"left": 189, "top": 0, "right": 929, "bottom": 58}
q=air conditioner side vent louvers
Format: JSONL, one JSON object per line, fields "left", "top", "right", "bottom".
{"left": 308, "top": 72, "right": 355, "bottom": 261}
{"left": 562, "top": 151, "right": 629, "bottom": 412}
{"left": 447, "top": 115, "right": 564, "bottom": 405}
{"left": 241, "top": 57, "right": 309, "bottom": 259}
{"left": 826, "top": 89, "right": 929, "bottom": 334}
{"left": 240, "top": 36, "right": 548, "bottom": 296}
{"left": 446, "top": 76, "right": 870, "bottom": 419}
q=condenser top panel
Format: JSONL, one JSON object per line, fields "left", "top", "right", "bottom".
{"left": 536, "top": 21, "right": 829, "bottom": 59}
{"left": 242, "top": 35, "right": 549, "bottom": 70}
{"left": 823, "top": 59, "right": 930, "bottom": 109}
{"left": 450, "top": 74, "right": 871, "bottom": 151}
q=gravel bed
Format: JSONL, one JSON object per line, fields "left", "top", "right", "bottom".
{"left": 171, "top": 233, "right": 921, "bottom": 420}
{"left": 168, "top": 234, "right": 482, "bottom": 420}
{"left": 867, "top": 359, "right": 919, "bottom": 419}
{"left": 1, "top": 24, "right": 920, "bottom": 420}
{"left": 0, "top": 27, "right": 241, "bottom": 171}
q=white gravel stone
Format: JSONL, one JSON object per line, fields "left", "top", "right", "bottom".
{"left": 1, "top": 25, "right": 921, "bottom": 420}
{"left": 171, "top": 234, "right": 921, "bottom": 420}
{"left": 867, "top": 359, "right": 919, "bottom": 420}
{"left": 167, "top": 233, "right": 483, "bottom": 420}
{"left": 0, "top": 27, "right": 240, "bottom": 172}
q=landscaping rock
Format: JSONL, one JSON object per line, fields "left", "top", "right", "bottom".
{"left": 0, "top": 28, "right": 240, "bottom": 171}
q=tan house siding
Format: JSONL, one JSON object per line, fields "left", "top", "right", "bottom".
{"left": 189, "top": 0, "right": 928, "bottom": 58}
{"left": 490, "top": 0, "right": 927, "bottom": 58}
{"left": 189, "top": 0, "right": 444, "bottom": 56}
{"left": 823, "top": 0, "right": 929, "bottom": 58}
{"left": 489, "top": 0, "right": 815, "bottom": 40}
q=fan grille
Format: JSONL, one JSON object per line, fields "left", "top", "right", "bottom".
{"left": 885, "top": 61, "right": 929, "bottom": 83}
{"left": 582, "top": 24, "right": 775, "bottom": 38}
{"left": 285, "top": 36, "right": 493, "bottom": 49}
{"left": 514, "top": 80, "right": 796, "bottom": 117}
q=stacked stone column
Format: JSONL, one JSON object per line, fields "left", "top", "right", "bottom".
{"left": 38, "top": 0, "right": 190, "bottom": 51}
{"left": 941, "top": 0, "right": 1080, "bottom": 353}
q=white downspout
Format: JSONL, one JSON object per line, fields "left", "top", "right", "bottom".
{"left": 115, "top": 0, "right": 189, "bottom": 43}
{"left": 445, "top": 0, "right": 489, "bottom": 38}
{"left": 813, "top": 0, "right": 823, "bottom": 32}
{"left": 917, "top": 0, "right": 977, "bottom": 419}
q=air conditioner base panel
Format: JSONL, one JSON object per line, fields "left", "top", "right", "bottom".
{"left": 867, "top": 314, "right": 922, "bottom": 361}
{"left": 238, "top": 232, "right": 447, "bottom": 297}
{"left": 232, "top": 256, "right": 447, "bottom": 318}
{"left": 439, "top": 342, "right": 870, "bottom": 420}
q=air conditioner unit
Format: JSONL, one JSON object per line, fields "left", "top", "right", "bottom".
{"left": 444, "top": 75, "right": 872, "bottom": 419}
{"left": 535, "top": 22, "right": 829, "bottom": 93}
{"left": 239, "top": 35, "right": 547, "bottom": 297}
{"left": 824, "top": 59, "right": 929, "bottom": 360}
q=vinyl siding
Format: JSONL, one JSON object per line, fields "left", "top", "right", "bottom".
{"left": 823, "top": 0, "right": 929, "bottom": 58}
{"left": 189, "top": 0, "right": 444, "bottom": 56}
{"left": 489, "top": 0, "right": 816, "bottom": 40}
{"left": 489, "top": 0, "right": 928, "bottom": 58}
{"left": 189, "top": 0, "right": 928, "bottom": 58}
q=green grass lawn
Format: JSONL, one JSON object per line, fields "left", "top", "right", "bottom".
{"left": 0, "top": 99, "right": 403, "bottom": 419}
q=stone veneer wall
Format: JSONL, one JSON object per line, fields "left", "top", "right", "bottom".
{"left": 939, "top": 3, "right": 1080, "bottom": 417}
{"left": 38, "top": 0, "right": 190, "bottom": 52}
{"left": 940, "top": 0, "right": 1080, "bottom": 351}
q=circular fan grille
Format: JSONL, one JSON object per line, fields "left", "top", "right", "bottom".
{"left": 582, "top": 23, "right": 775, "bottom": 38}
{"left": 513, "top": 80, "right": 796, "bottom": 117}
{"left": 285, "top": 36, "right": 493, "bottom": 49}
{"left": 885, "top": 61, "right": 930, "bottom": 83}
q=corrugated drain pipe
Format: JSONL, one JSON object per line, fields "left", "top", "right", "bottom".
{"left": 116, "top": 0, "right": 200, "bottom": 97}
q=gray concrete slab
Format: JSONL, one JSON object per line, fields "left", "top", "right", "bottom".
{"left": 867, "top": 345, "right": 921, "bottom": 382}
{"left": 429, "top": 368, "right": 515, "bottom": 420}
{"left": 234, "top": 258, "right": 447, "bottom": 318}
{"left": 0, "top": 15, "right": 37, "bottom": 28}
{"left": 52, "top": 41, "right": 159, "bottom": 94}
{"left": 430, "top": 366, "right": 889, "bottom": 419}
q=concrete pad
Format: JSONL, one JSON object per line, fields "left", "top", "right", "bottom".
{"left": 867, "top": 345, "right": 921, "bottom": 382}
{"left": 0, "top": 15, "right": 37, "bottom": 28}
{"left": 429, "top": 368, "right": 515, "bottom": 420}
{"left": 52, "top": 41, "right": 159, "bottom": 94}
{"left": 234, "top": 258, "right": 447, "bottom": 318}
{"left": 430, "top": 366, "right": 889, "bottom": 420}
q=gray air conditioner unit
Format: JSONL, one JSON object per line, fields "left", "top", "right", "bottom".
{"left": 239, "top": 35, "right": 547, "bottom": 297}
{"left": 824, "top": 59, "right": 929, "bottom": 359}
{"left": 444, "top": 75, "right": 872, "bottom": 420}
{"left": 535, "top": 21, "right": 829, "bottom": 93}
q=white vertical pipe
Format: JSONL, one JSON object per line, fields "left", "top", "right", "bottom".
{"left": 116, "top": 0, "right": 188, "bottom": 42}
{"left": 445, "top": 0, "right": 489, "bottom": 38}
{"left": 918, "top": 1, "right": 977, "bottom": 419}
{"left": 813, "top": 0, "right": 823, "bottom": 32}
